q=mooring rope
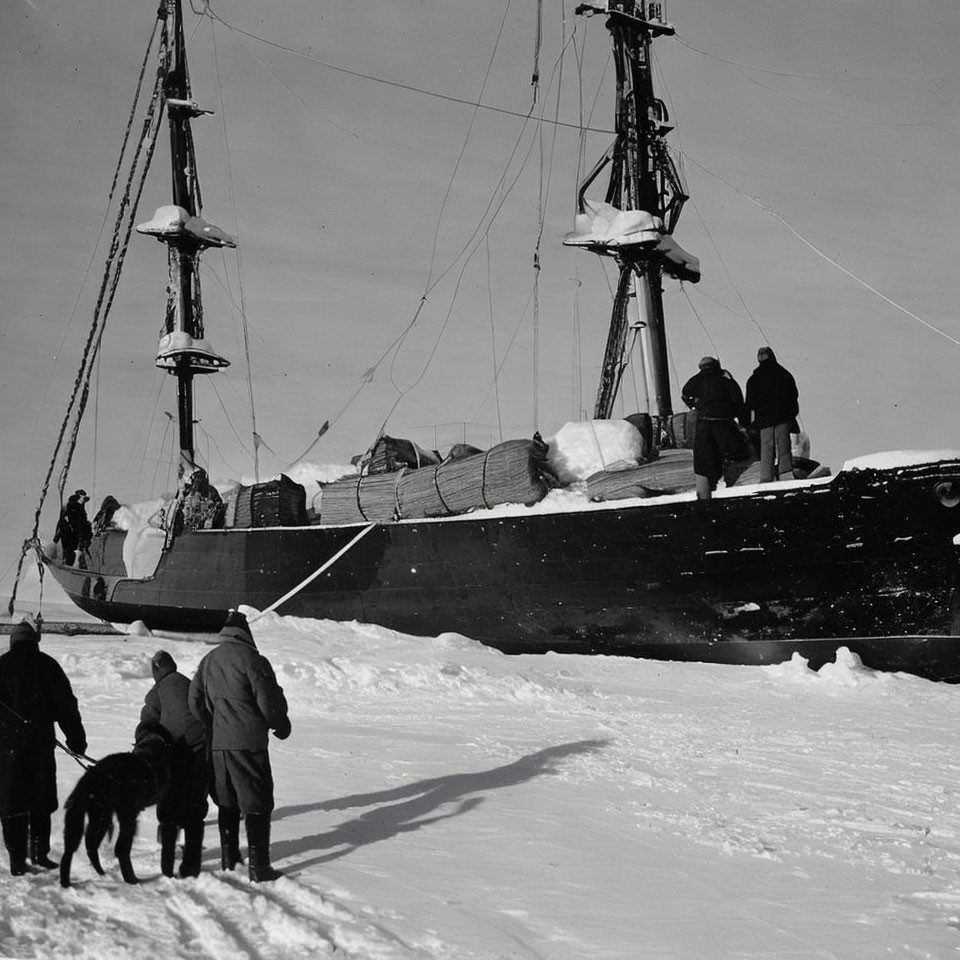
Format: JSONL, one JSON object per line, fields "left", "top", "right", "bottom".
{"left": 249, "top": 522, "right": 378, "bottom": 621}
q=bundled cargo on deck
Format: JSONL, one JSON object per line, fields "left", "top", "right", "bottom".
{"left": 316, "top": 437, "right": 550, "bottom": 525}
{"left": 316, "top": 472, "right": 401, "bottom": 526}
{"left": 585, "top": 448, "right": 697, "bottom": 501}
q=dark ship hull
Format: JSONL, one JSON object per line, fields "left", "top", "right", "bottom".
{"left": 46, "top": 456, "right": 960, "bottom": 681}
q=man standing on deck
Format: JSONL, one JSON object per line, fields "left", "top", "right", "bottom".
{"left": 681, "top": 357, "right": 749, "bottom": 500}
{"left": 54, "top": 490, "right": 93, "bottom": 567}
{"left": 189, "top": 610, "right": 291, "bottom": 882}
{"left": 745, "top": 346, "right": 800, "bottom": 482}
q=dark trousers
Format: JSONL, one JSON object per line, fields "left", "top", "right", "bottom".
{"left": 693, "top": 419, "right": 748, "bottom": 487}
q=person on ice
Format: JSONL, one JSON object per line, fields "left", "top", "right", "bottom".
{"left": 140, "top": 649, "right": 209, "bottom": 877}
{"left": 189, "top": 610, "right": 291, "bottom": 882}
{"left": 0, "top": 620, "right": 87, "bottom": 876}
{"left": 681, "top": 356, "right": 749, "bottom": 500}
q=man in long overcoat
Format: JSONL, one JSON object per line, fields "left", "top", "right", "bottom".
{"left": 745, "top": 346, "right": 800, "bottom": 482}
{"left": 141, "top": 650, "right": 208, "bottom": 877}
{"left": 188, "top": 610, "right": 291, "bottom": 882}
{"left": 681, "top": 356, "right": 749, "bottom": 499}
{"left": 0, "top": 621, "right": 87, "bottom": 875}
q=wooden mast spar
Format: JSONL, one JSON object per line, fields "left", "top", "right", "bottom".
{"left": 570, "top": 1, "right": 697, "bottom": 434}
{"left": 147, "top": 0, "right": 234, "bottom": 468}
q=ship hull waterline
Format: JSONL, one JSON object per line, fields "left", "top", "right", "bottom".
{"left": 45, "top": 460, "right": 960, "bottom": 682}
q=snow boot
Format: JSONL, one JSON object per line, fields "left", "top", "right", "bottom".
{"left": 158, "top": 823, "right": 179, "bottom": 878}
{"left": 29, "top": 812, "right": 58, "bottom": 870}
{"left": 245, "top": 813, "right": 282, "bottom": 883}
{"left": 2, "top": 815, "right": 28, "bottom": 877}
{"left": 218, "top": 807, "right": 244, "bottom": 871}
{"left": 179, "top": 819, "right": 204, "bottom": 878}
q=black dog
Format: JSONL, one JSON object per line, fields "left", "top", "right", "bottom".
{"left": 60, "top": 721, "right": 172, "bottom": 887}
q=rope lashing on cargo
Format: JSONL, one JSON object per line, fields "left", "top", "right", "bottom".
{"left": 250, "top": 522, "right": 378, "bottom": 621}
{"left": 431, "top": 462, "right": 454, "bottom": 515}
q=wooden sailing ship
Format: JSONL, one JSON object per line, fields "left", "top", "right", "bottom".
{"left": 11, "top": 0, "right": 960, "bottom": 681}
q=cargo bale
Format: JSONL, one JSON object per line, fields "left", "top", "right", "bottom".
{"left": 396, "top": 437, "right": 549, "bottom": 518}
{"left": 317, "top": 473, "right": 400, "bottom": 525}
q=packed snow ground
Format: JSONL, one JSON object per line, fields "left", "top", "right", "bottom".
{"left": 3, "top": 610, "right": 960, "bottom": 959}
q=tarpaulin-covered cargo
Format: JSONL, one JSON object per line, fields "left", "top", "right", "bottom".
{"left": 363, "top": 435, "right": 440, "bottom": 475}
{"left": 231, "top": 474, "right": 307, "bottom": 528}
{"left": 546, "top": 419, "right": 647, "bottom": 485}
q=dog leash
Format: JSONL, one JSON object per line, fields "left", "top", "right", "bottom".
{"left": 0, "top": 698, "right": 98, "bottom": 770}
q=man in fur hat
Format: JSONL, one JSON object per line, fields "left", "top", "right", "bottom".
{"left": 140, "top": 649, "right": 208, "bottom": 878}
{"left": 0, "top": 620, "right": 87, "bottom": 876}
{"left": 188, "top": 610, "right": 291, "bottom": 882}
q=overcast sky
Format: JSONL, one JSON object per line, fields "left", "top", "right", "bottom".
{"left": 2, "top": 0, "right": 959, "bottom": 601}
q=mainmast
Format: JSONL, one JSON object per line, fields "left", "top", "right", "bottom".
{"left": 139, "top": 0, "right": 234, "bottom": 468}
{"left": 568, "top": 1, "right": 698, "bottom": 427}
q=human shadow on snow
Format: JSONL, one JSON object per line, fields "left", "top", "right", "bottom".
{"left": 269, "top": 738, "right": 609, "bottom": 871}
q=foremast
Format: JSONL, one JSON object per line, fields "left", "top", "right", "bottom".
{"left": 139, "top": 0, "right": 235, "bottom": 467}
{"left": 569, "top": 1, "right": 697, "bottom": 427}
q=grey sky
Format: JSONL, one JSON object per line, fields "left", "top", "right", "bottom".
{"left": 2, "top": 0, "right": 959, "bottom": 602}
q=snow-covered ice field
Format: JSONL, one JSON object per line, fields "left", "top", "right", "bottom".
{"left": 3, "top": 612, "right": 960, "bottom": 959}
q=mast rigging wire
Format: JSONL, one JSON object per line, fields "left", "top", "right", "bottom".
{"left": 8, "top": 19, "right": 168, "bottom": 617}
{"left": 196, "top": 1, "right": 614, "bottom": 135}
{"left": 683, "top": 152, "right": 960, "bottom": 350}
{"left": 209, "top": 16, "right": 261, "bottom": 482}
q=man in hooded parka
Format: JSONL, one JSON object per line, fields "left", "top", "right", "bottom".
{"left": 0, "top": 621, "right": 87, "bottom": 876}
{"left": 140, "top": 649, "right": 209, "bottom": 878}
{"left": 188, "top": 610, "right": 290, "bottom": 882}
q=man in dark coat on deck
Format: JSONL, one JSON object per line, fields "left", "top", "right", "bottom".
{"left": 54, "top": 489, "right": 93, "bottom": 567}
{"left": 681, "top": 357, "right": 749, "bottom": 500}
{"left": 745, "top": 345, "right": 800, "bottom": 482}
{"left": 141, "top": 650, "right": 209, "bottom": 878}
{"left": 0, "top": 621, "right": 87, "bottom": 875}
{"left": 188, "top": 610, "right": 291, "bottom": 882}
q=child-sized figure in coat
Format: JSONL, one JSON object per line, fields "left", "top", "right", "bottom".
{"left": 188, "top": 611, "right": 291, "bottom": 882}
{"left": 140, "top": 650, "right": 209, "bottom": 877}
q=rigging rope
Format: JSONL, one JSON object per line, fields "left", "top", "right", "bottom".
{"left": 193, "top": 1, "right": 592, "bottom": 454}
{"left": 532, "top": 0, "right": 542, "bottom": 97}
{"left": 198, "top": 1, "right": 612, "bottom": 136}
{"left": 210, "top": 16, "right": 261, "bottom": 482}
{"left": 7, "top": 19, "right": 168, "bottom": 617}
{"left": 682, "top": 152, "right": 960, "bottom": 350}
{"left": 485, "top": 237, "right": 504, "bottom": 444}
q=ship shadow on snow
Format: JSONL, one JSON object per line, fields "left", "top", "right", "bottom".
{"left": 267, "top": 739, "right": 609, "bottom": 872}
